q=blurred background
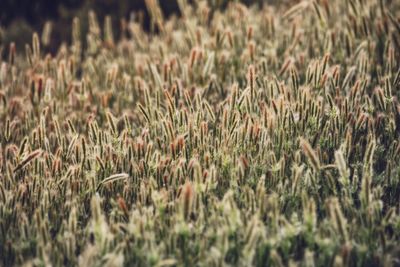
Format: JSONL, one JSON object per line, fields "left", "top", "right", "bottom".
{"left": 0, "top": 0, "right": 175, "bottom": 51}
{"left": 0, "top": 0, "right": 292, "bottom": 53}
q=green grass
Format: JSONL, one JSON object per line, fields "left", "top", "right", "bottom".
{"left": 1, "top": 0, "right": 400, "bottom": 266}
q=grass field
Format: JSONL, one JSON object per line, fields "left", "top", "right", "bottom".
{"left": 1, "top": 0, "right": 400, "bottom": 266}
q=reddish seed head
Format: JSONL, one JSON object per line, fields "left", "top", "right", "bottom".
{"left": 118, "top": 197, "right": 129, "bottom": 216}
{"left": 239, "top": 155, "right": 249, "bottom": 169}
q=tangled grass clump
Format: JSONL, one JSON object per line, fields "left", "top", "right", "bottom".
{"left": 1, "top": 0, "right": 400, "bottom": 266}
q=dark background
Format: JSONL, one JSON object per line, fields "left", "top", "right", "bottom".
{"left": 0, "top": 0, "right": 180, "bottom": 51}
{"left": 0, "top": 0, "right": 185, "bottom": 30}
{"left": 0, "top": 0, "right": 289, "bottom": 52}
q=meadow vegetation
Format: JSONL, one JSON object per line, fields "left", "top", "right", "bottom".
{"left": 0, "top": 0, "right": 400, "bottom": 266}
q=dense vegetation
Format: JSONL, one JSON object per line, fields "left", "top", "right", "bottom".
{"left": 1, "top": 0, "right": 400, "bottom": 266}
